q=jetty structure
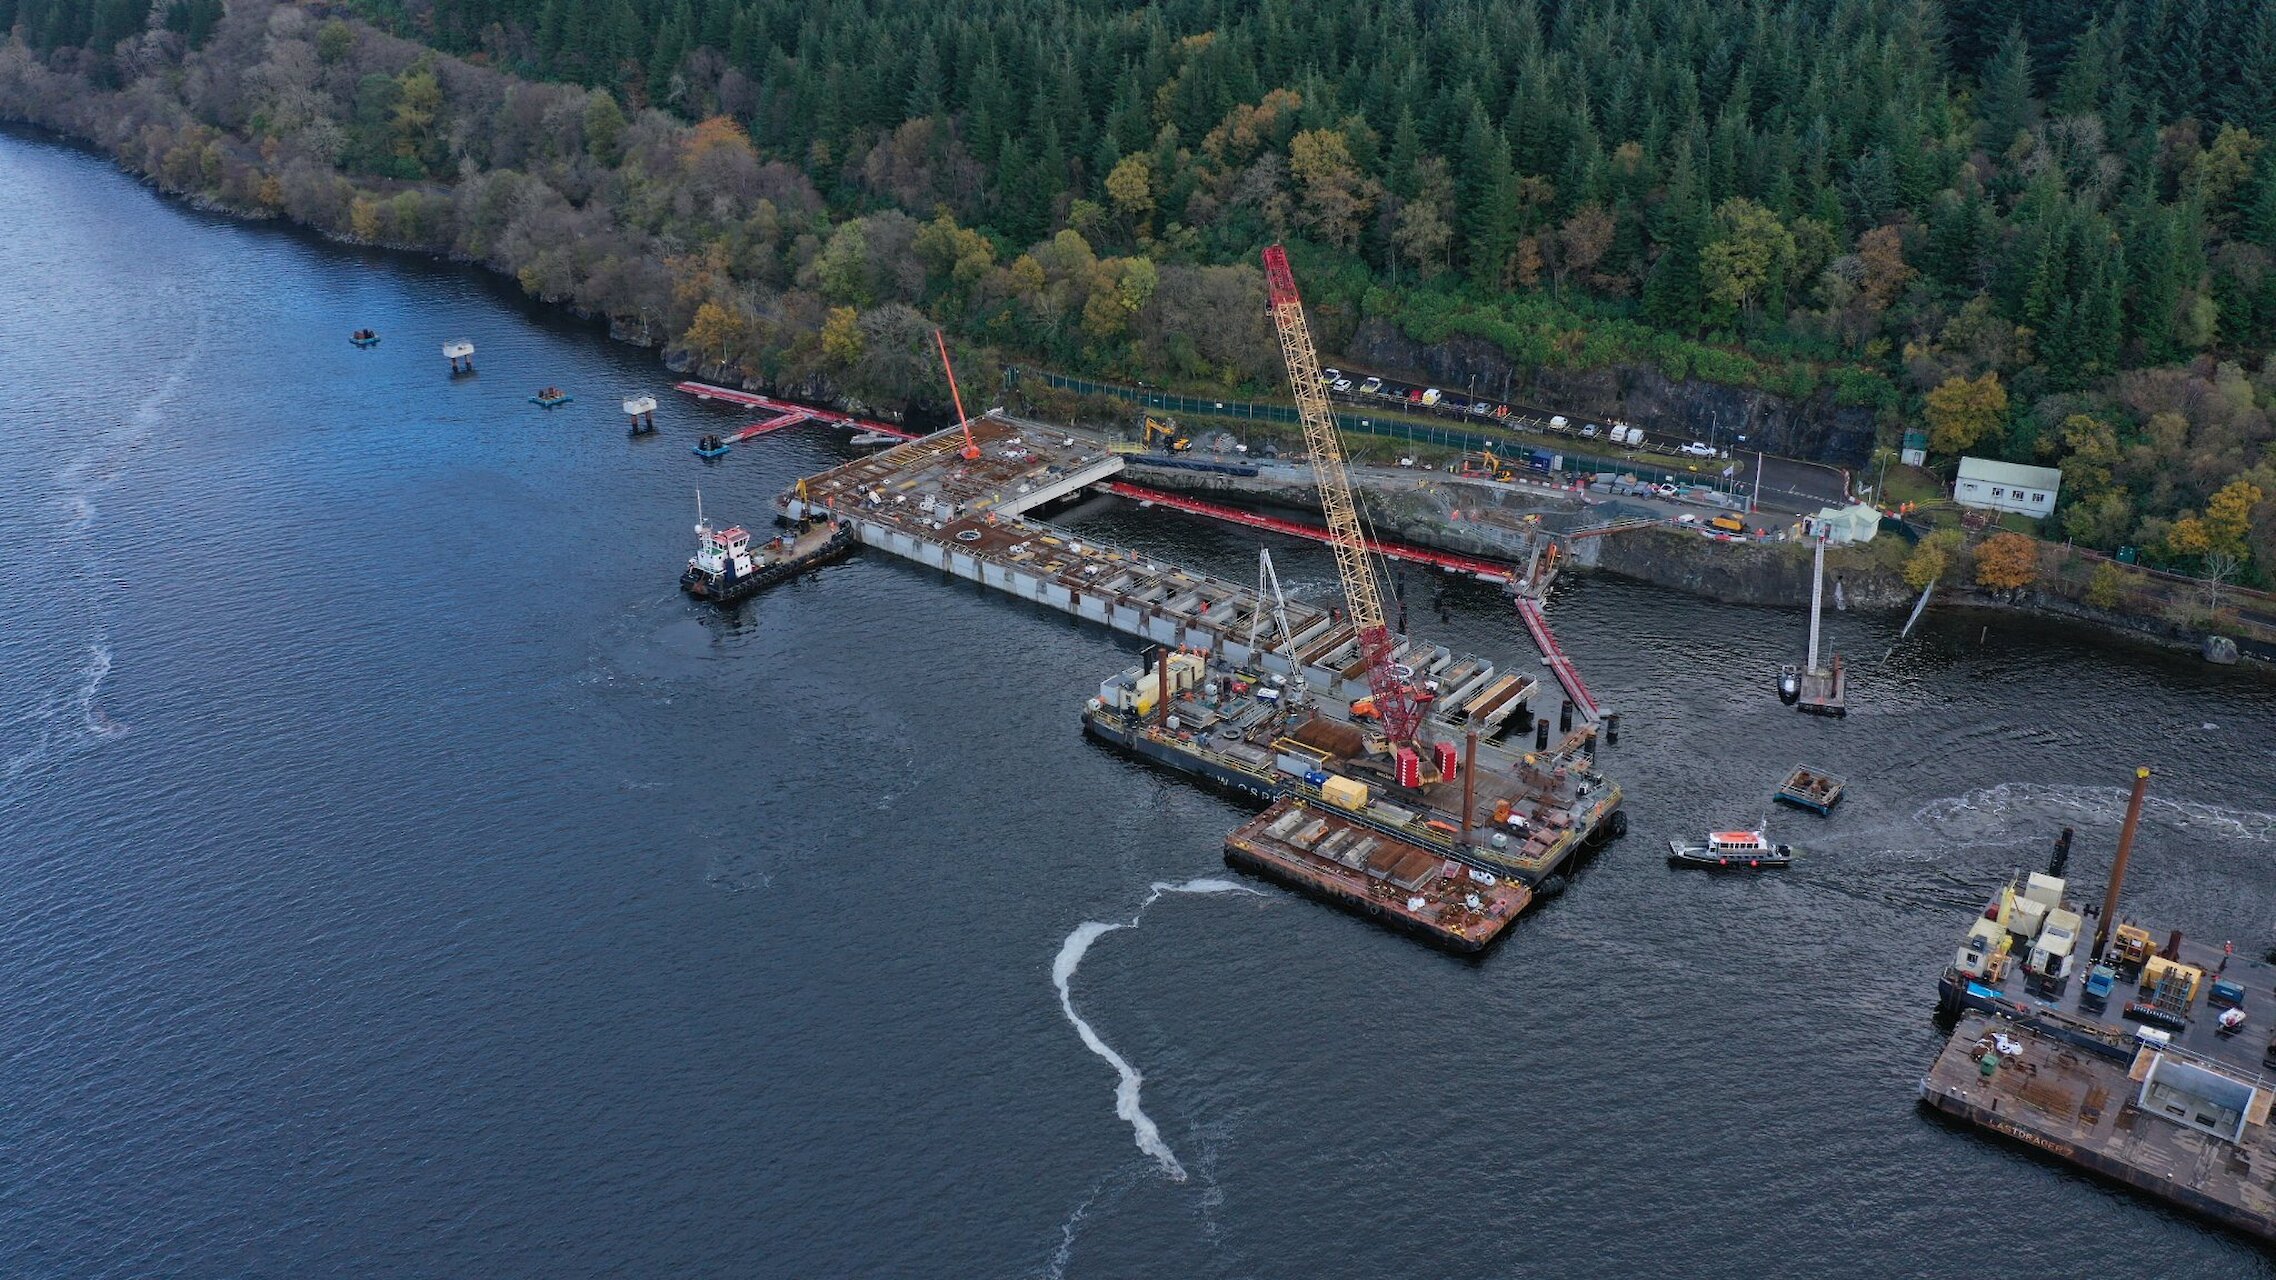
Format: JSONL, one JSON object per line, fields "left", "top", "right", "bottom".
{"left": 769, "top": 248, "right": 1623, "bottom": 949}
{"left": 1922, "top": 767, "right": 2275, "bottom": 1241}
{"left": 1781, "top": 521, "right": 1846, "bottom": 715}
{"left": 623, "top": 393, "right": 658, "bottom": 435}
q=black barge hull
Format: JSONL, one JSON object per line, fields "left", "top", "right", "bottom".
{"left": 680, "top": 526, "right": 857, "bottom": 603}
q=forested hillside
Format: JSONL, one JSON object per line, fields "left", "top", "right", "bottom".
{"left": 5, "top": 0, "right": 2276, "bottom": 577}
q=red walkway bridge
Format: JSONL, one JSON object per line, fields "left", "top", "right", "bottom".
{"left": 1104, "top": 481, "right": 1513, "bottom": 583}
{"left": 674, "top": 382, "right": 920, "bottom": 440}
{"left": 1515, "top": 596, "right": 1599, "bottom": 720}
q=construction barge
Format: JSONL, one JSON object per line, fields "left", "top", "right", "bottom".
{"left": 1227, "top": 797, "right": 1532, "bottom": 952}
{"left": 766, "top": 246, "right": 1622, "bottom": 950}
{"left": 1921, "top": 769, "right": 2276, "bottom": 1241}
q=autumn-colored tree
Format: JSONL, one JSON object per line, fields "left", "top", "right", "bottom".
{"left": 1512, "top": 236, "right": 1544, "bottom": 288}
{"left": 1903, "top": 541, "right": 1948, "bottom": 590}
{"left": 1104, "top": 154, "right": 1154, "bottom": 227}
{"left": 1199, "top": 89, "right": 1302, "bottom": 168}
{"left": 1080, "top": 256, "right": 1159, "bottom": 337}
{"left": 2084, "top": 561, "right": 2128, "bottom": 609}
{"left": 1973, "top": 532, "right": 2041, "bottom": 590}
{"left": 1288, "top": 129, "right": 1376, "bottom": 250}
{"left": 1924, "top": 372, "right": 2008, "bottom": 454}
{"left": 1393, "top": 156, "right": 1454, "bottom": 280}
{"left": 391, "top": 67, "right": 443, "bottom": 171}
{"left": 1555, "top": 202, "right": 1615, "bottom": 292}
{"left": 683, "top": 300, "right": 748, "bottom": 368}
{"left": 2166, "top": 478, "right": 2264, "bottom": 561}
{"left": 684, "top": 115, "right": 756, "bottom": 171}
{"left": 820, "top": 306, "right": 862, "bottom": 365}
{"left": 1857, "top": 224, "right": 1917, "bottom": 310}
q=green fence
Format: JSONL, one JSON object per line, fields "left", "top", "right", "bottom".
{"left": 1007, "top": 366, "right": 1732, "bottom": 493}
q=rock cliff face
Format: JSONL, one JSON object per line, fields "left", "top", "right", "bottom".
{"left": 1575, "top": 527, "right": 1911, "bottom": 610}
{"left": 1116, "top": 462, "right": 1911, "bottom": 610}
{"left": 1118, "top": 461, "right": 1577, "bottom": 563}
{"left": 1345, "top": 318, "right": 1878, "bottom": 466}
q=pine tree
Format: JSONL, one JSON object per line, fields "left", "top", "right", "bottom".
{"left": 2220, "top": 4, "right": 2276, "bottom": 137}
{"left": 1643, "top": 146, "right": 1708, "bottom": 332}
{"left": 904, "top": 37, "right": 943, "bottom": 120}
{"left": 1978, "top": 23, "right": 2034, "bottom": 153}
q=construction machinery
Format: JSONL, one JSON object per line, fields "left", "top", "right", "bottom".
{"left": 1262, "top": 245, "right": 1425, "bottom": 746}
{"left": 1142, "top": 415, "right": 1191, "bottom": 452}
{"left": 1457, "top": 449, "right": 1514, "bottom": 481}
{"left": 933, "top": 328, "right": 982, "bottom": 461}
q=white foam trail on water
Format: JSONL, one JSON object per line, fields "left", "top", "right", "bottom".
{"left": 1041, "top": 1175, "right": 1109, "bottom": 1280}
{"left": 3, "top": 641, "right": 126, "bottom": 783}
{"left": 1050, "top": 877, "right": 1261, "bottom": 1182}
{"left": 1914, "top": 783, "right": 2276, "bottom": 847}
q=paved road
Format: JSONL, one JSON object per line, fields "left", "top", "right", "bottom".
{"left": 1321, "top": 366, "right": 1851, "bottom": 513}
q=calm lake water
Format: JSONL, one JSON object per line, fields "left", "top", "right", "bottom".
{"left": 3, "top": 129, "right": 2273, "bottom": 1277}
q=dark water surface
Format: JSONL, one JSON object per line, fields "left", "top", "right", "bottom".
{"left": 4, "top": 132, "right": 2274, "bottom": 1278}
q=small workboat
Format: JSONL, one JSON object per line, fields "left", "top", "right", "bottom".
{"left": 1668, "top": 828, "right": 1795, "bottom": 870}
{"left": 1775, "top": 765, "right": 1845, "bottom": 815}
{"left": 349, "top": 329, "right": 381, "bottom": 347}
{"left": 692, "top": 433, "right": 731, "bottom": 459}
{"left": 530, "top": 386, "right": 574, "bottom": 407}
{"left": 1776, "top": 664, "right": 1800, "bottom": 705}
{"left": 679, "top": 502, "right": 856, "bottom": 603}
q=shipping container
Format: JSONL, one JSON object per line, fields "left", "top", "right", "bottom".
{"left": 1320, "top": 775, "right": 1370, "bottom": 810}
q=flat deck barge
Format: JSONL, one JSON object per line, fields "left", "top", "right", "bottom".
{"left": 1921, "top": 1010, "right": 2275, "bottom": 1241}
{"left": 1081, "top": 650, "right": 1624, "bottom": 889}
{"left": 1226, "top": 799, "right": 1530, "bottom": 952}
{"left": 1922, "top": 797, "right": 2276, "bottom": 1240}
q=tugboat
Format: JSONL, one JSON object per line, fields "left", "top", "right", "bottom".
{"left": 349, "top": 328, "right": 381, "bottom": 348}
{"left": 692, "top": 433, "right": 731, "bottom": 459}
{"left": 530, "top": 386, "right": 574, "bottom": 408}
{"left": 1667, "top": 827, "right": 1795, "bottom": 870}
{"left": 678, "top": 497, "right": 856, "bottom": 603}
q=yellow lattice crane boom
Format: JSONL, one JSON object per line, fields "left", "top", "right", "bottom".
{"left": 1261, "top": 245, "right": 1422, "bottom": 744}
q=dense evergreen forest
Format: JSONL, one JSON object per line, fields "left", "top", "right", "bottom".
{"left": 5, "top": 0, "right": 2276, "bottom": 579}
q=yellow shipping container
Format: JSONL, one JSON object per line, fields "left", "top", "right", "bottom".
{"left": 1320, "top": 775, "right": 1370, "bottom": 811}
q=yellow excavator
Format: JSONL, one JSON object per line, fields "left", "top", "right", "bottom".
{"left": 1144, "top": 415, "right": 1191, "bottom": 452}
{"left": 1457, "top": 449, "right": 1514, "bottom": 481}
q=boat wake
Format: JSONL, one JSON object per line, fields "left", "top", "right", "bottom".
{"left": 3, "top": 640, "right": 127, "bottom": 784}
{"left": 1050, "top": 877, "right": 1263, "bottom": 1182}
{"left": 1914, "top": 782, "right": 2276, "bottom": 848}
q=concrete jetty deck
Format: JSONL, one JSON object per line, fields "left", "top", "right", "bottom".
{"left": 777, "top": 414, "right": 1514, "bottom": 706}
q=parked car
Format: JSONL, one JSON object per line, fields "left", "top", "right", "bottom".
{"left": 1322, "top": 368, "right": 1340, "bottom": 382}
{"left": 1420, "top": 388, "right": 1443, "bottom": 406}
{"left": 1655, "top": 482, "right": 1680, "bottom": 497}
{"left": 1580, "top": 423, "right": 1600, "bottom": 438}
{"left": 1472, "top": 400, "right": 1494, "bottom": 415}
{"left": 1406, "top": 388, "right": 1425, "bottom": 401}
{"left": 1359, "top": 376, "right": 1383, "bottom": 394}
{"left": 1549, "top": 415, "right": 1568, "bottom": 430}
{"left": 1680, "top": 441, "right": 1718, "bottom": 457}
{"left": 1331, "top": 377, "right": 1354, "bottom": 392}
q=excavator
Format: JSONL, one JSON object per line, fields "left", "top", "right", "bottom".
{"left": 1143, "top": 415, "right": 1191, "bottom": 452}
{"left": 1262, "top": 244, "right": 1432, "bottom": 773}
{"left": 1456, "top": 449, "right": 1514, "bottom": 481}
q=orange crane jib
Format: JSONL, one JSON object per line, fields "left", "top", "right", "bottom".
{"left": 1261, "top": 245, "right": 1423, "bottom": 745}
